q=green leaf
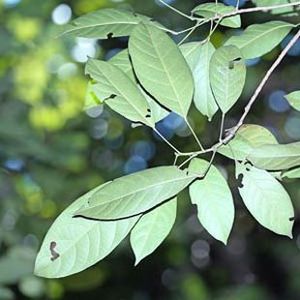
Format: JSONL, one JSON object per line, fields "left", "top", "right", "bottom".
{"left": 236, "top": 163, "right": 294, "bottom": 237}
{"left": 285, "top": 91, "right": 300, "bottom": 111}
{"left": 252, "top": 0, "right": 300, "bottom": 15}
{"left": 210, "top": 45, "right": 246, "bottom": 113}
{"left": 129, "top": 23, "right": 194, "bottom": 118}
{"left": 130, "top": 198, "right": 177, "bottom": 265}
{"left": 84, "top": 81, "right": 102, "bottom": 110}
{"left": 34, "top": 184, "right": 139, "bottom": 278}
{"left": 75, "top": 166, "right": 197, "bottom": 220}
{"left": 85, "top": 59, "right": 155, "bottom": 127}
{"left": 61, "top": 8, "right": 165, "bottom": 38}
{"left": 180, "top": 42, "right": 218, "bottom": 121}
{"left": 188, "top": 159, "right": 234, "bottom": 244}
{"left": 248, "top": 142, "right": 300, "bottom": 170}
{"left": 0, "top": 286, "right": 14, "bottom": 300}
{"left": 225, "top": 21, "right": 294, "bottom": 59}
{"left": 282, "top": 167, "right": 300, "bottom": 179}
{"left": 192, "top": 3, "right": 241, "bottom": 28}
{"left": 218, "top": 124, "right": 278, "bottom": 160}
{"left": 110, "top": 49, "right": 168, "bottom": 123}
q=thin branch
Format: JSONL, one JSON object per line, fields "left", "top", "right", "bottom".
{"left": 178, "top": 19, "right": 204, "bottom": 45}
{"left": 157, "top": 0, "right": 195, "bottom": 21}
{"left": 153, "top": 128, "right": 182, "bottom": 155}
{"left": 185, "top": 118, "right": 204, "bottom": 151}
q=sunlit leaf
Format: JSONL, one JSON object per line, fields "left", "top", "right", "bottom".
{"left": 236, "top": 163, "right": 294, "bottom": 237}
{"left": 189, "top": 159, "right": 234, "bottom": 244}
{"left": 248, "top": 142, "right": 300, "bottom": 170}
{"left": 130, "top": 198, "right": 177, "bottom": 265}
{"left": 62, "top": 8, "right": 165, "bottom": 38}
{"left": 110, "top": 49, "right": 168, "bottom": 123}
{"left": 129, "top": 23, "right": 194, "bottom": 118}
{"left": 285, "top": 91, "right": 300, "bottom": 111}
{"left": 225, "top": 21, "right": 294, "bottom": 59}
{"left": 210, "top": 45, "right": 246, "bottom": 113}
{"left": 84, "top": 81, "right": 102, "bottom": 110}
{"left": 192, "top": 3, "right": 241, "bottom": 28}
{"left": 180, "top": 41, "right": 218, "bottom": 121}
{"left": 75, "top": 166, "right": 197, "bottom": 220}
{"left": 85, "top": 59, "right": 155, "bottom": 127}
{"left": 35, "top": 184, "right": 139, "bottom": 278}
{"left": 218, "top": 124, "right": 278, "bottom": 160}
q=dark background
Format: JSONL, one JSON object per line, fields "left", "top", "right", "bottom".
{"left": 1, "top": 0, "right": 300, "bottom": 299}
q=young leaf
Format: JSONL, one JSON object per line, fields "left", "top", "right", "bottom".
{"left": 192, "top": 3, "right": 241, "bottom": 28}
{"left": 218, "top": 124, "right": 278, "bottom": 160}
{"left": 75, "top": 166, "right": 197, "bottom": 220}
{"left": 110, "top": 49, "right": 168, "bottom": 123}
{"left": 248, "top": 142, "right": 300, "bottom": 170}
{"left": 285, "top": 91, "right": 300, "bottom": 111}
{"left": 129, "top": 23, "right": 194, "bottom": 118}
{"left": 130, "top": 198, "right": 177, "bottom": 265}
{"left": 225, "top": 21, "right": 294, "bottom": 59}
{"left": 180, "top": 42, "right": 218, "bottom": 121}
{"left": 236, "top": 163, "right": 294, "bottom": 237}
{"left": 61, "top": 8, "right": 165, "bottom": 38}
{"left": 188, "top": 159, "right": 234, "bottom": 244}
{"left": 210, "top": 45, "right": 246, "bottom": 113}
{"left": 282, "top": 167, "right": 300, "bottom": 179}
{"left": 85, "top": 59, "right": 155, "bottom": 127}
{"left": 34, "top": 184, "right": 139, "bottom": 278}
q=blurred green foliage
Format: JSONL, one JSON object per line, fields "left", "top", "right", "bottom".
{"left": 0, "top": 0, "right": 300, "bottom": 299}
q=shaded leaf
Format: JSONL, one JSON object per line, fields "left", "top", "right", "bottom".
{"left": 34, "top": 184, "right": 139, "bottom": 278}
{"left": 253, "top": 0, "right": 300, "bottom": 15}
{"left": 180, "top": 42, "right": 218, "bottom": 121}
{"left": 130, "top": 198, "right": 177, "bottom": 265}
{"left": 225, "top": 21, "right": 294, "bottom": 59}
{"left": 282, "top": 167, "right": 300, "bottom": 179}
{"left": 285, "top": 91, "right": 300, "bottom": 111}
{"left": 248, "top": 142, "right": 300, "bottom": 170}
{"left": 85, "top": 59, "right": 155, "bottom": 127}
{"left": 236, "top": 163, "right": 294, "bottom": 237}
{"left": 62, "top": 8, "right": 165, "bottom": 38}
{"left": 210, "top": 45, "right": 246, "bottom": 113}
{"left": 75, "top": 166, "right": 197, "bottom": 220}
{"left": 192, "top": 3, "right": 241, "bottom": 28}
{"left": 218, "top": 124, "right": 278, "bottom": 160}
{"left": 129, "top": 23, "right": 194, "bottom": 117}
{"left": 189, "top": 159, "right": 234, "bottom": 244}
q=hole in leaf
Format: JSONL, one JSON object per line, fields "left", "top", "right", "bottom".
{"left": 289, "top": 217, "right": 295, "bottom": 222}
{"left": 228, "top": 57, "right": 242, "bottom": 69}
{"left": 50, "top": 241, "right": 60, "bottom": 262}
{"left": 107, "top": 32, "right": 114, "bottom": 39}
{"left": 109, "top": 94, "right": 117, "bottom": 99}
{"left": 145, "top": 114, "right": 151, "bottom": 118}
{"left": 237, "top": 173, "right": 244, "bottom": 188}
{"left": 147, "top": 108, "right": 151, "bottom": 113}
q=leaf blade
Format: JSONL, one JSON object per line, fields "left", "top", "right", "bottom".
{"left": 75, "top": 166, "right": 197, "bottom": 220}
{"left": 285, "top": 91, "right": 300, "bottom": 111}
{"left": 189, "top": 159, "right": 234, "bottom": 244}
{"left": 209, "top": 45, "right": 246, "bottom": 113}
{"left": 129, "top": 23, "right": 194, "bottom": 117}
{"left": 34, "top": 184, "right": 139, "bottom": 278}
{"left": 130, "top": 198, "right": 177, "bottom": 265}
{"left": 236, "top": 163, "right": 294, "bottom": 237}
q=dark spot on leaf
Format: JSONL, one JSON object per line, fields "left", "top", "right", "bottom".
{"left": 246, "top": 167, "right": 251, "bottom": 172}
{"left": 109, "top": 94, "right": 117, "bottom": 99}
{"left": 229, "top": 57, "right": 242, "bottom": 69}
{"left": 237, "top": 173, "right": 244, "bottom": 188}
{"left": 289, "top": 217, "right": 295, "bottom": 221}
{"left": 107, "top": 32, "right": 114, "bottom": 39}
{"left": 50, "top": 241, "right": 60, "bottom": 262}
{"left": 147, "top": 108, "right": 151, "bottom": 113}
{"left": 145, "top": 114, "right": 151, "bottom": 118}
{"left": 150, "top": 18, "right": 155, "bottom": 22}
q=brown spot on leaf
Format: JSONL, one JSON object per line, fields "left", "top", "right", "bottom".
{"left": 50, "top": 241, "right": 60, "bottom": 262}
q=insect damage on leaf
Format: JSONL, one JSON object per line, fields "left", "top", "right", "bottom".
{"left": 229, "top": 57, "right": 242, "bottom": 69}
{"left": 107, "top": 32, "right": 114, "bottom": 39}
{"left": 237, "top": 173, "right": 244, "bottom": 188}
{"left": 50, "top": 241, "right": 60, "bottom": 262}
